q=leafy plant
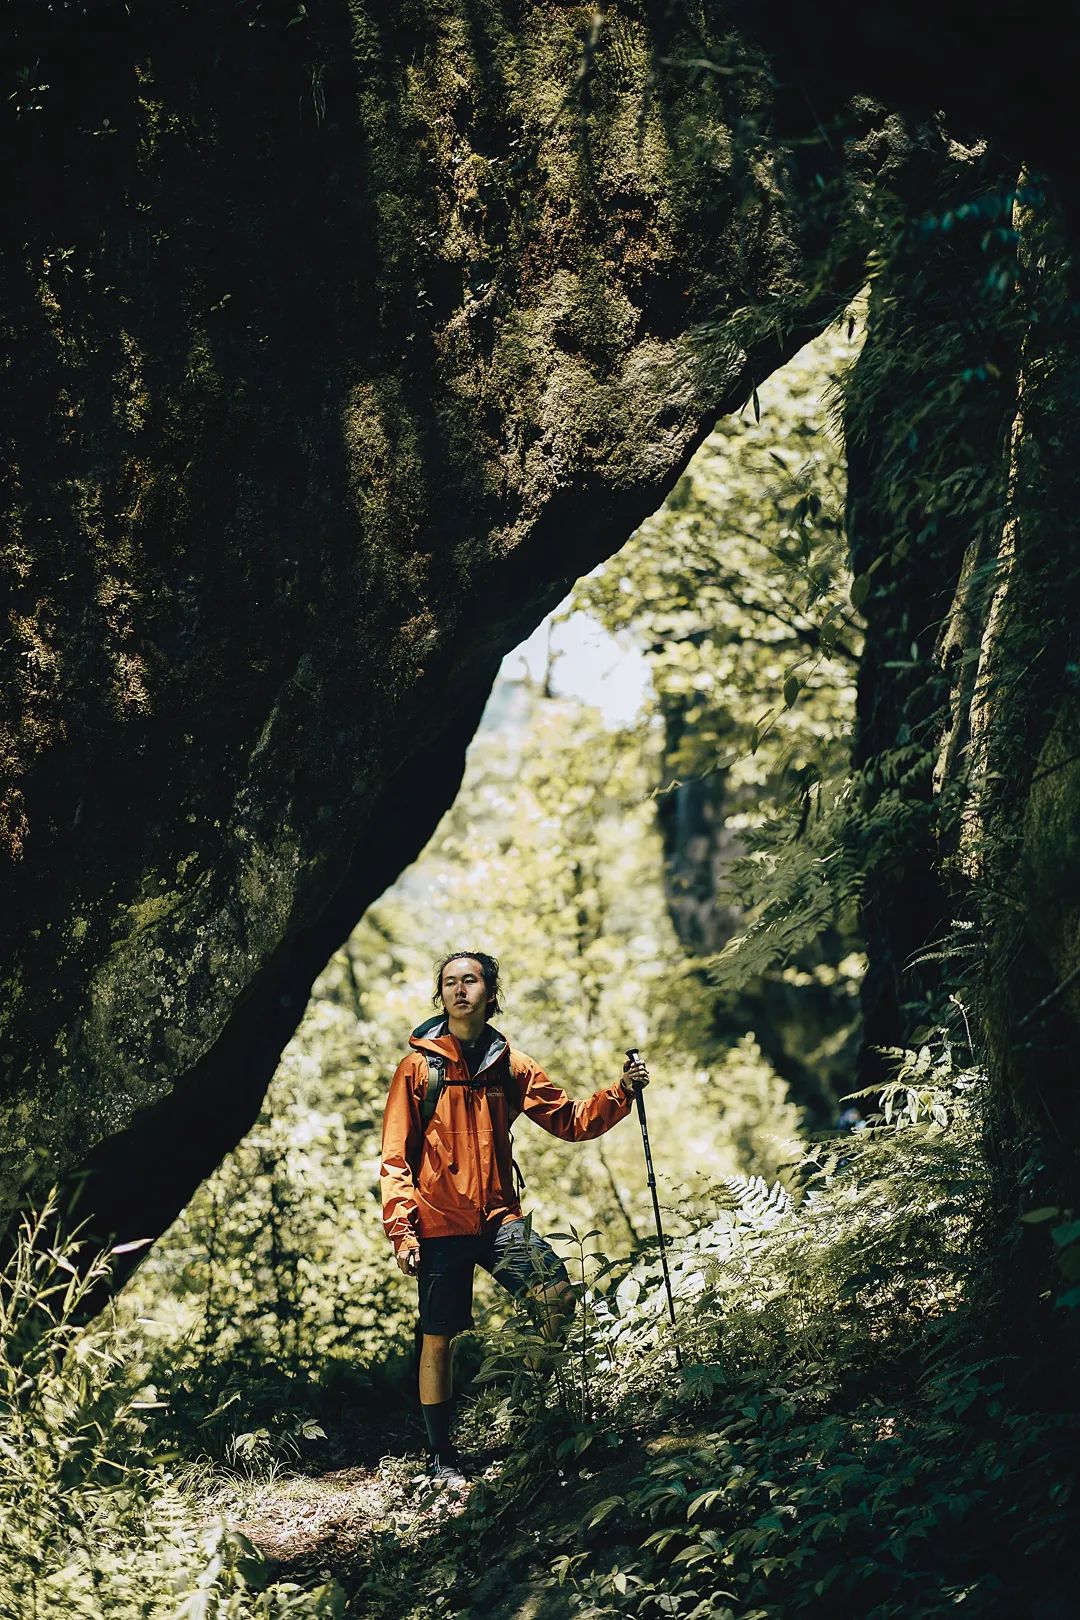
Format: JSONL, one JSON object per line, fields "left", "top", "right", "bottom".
{"left": 0, "top": 1195, "right": 343, "bottom": 1619}
{"left": 346, "top": 1047, "right": 1078, "bottom": 1620}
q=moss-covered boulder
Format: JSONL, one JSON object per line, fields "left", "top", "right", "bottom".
{"left": 0, "top": 1, "right": 870, "bottom": 1259}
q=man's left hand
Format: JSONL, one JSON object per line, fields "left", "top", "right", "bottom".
{"left": 621, "top": 1057, "right": 649, "bottom": 1097}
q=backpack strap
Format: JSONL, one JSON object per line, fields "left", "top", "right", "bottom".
{"left": 419, "top": 1050, "right": 446, "bottom": 1129}
{"left": 419, "top": 1037, "right": 500, "bottom": 1129}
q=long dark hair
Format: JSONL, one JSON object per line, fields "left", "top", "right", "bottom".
{"left": 432, "top": 951, "right": 502, "bottom": 1016}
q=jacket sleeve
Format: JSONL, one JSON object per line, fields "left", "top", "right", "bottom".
{"left": 380, "top": 1056, "right": 423, "bottom": 1254}
{"left": 512, "top": 1050, "right": 632, "bottom": 1141}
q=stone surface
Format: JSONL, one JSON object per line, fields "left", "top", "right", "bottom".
{"left": 727, "top": 0, "right": 1080, "bottom": 219}
{"left": 1, "top": 2, "right": 861, "bottom": 1256}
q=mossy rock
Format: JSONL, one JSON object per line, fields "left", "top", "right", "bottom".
{"left": 0, "top": 1, "right": 868, "bottom": 1263}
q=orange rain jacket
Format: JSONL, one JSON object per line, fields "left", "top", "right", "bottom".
{"left": 380, "top": 1016, "right": 632, "bottom": 1255}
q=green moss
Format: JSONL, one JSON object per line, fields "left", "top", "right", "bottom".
{"left": 0, "top": 0, "right": 866, "bottom": 1240}
{"left": 120, "top": 891, "right": 183, "bottom": 938}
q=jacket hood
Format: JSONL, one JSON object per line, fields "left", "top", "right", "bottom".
{"left": 410, "top": 1013, "right": 508, "bottom": 1071}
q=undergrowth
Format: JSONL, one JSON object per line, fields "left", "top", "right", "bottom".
{"left": 3, "top": 1037, "right": 1078, "bottom": 1617}
{"left": 0, "top": 1195, "right": 345, "bottom": 1620}
{"left": 346, "top": 1036, "right": 1080, "bottom": 1620}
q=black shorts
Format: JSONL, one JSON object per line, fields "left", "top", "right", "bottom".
{"left": 417, "top": 1218, "right": 570, "bottom": 1337}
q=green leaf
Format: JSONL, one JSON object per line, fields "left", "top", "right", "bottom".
{"left": 687, "top": 1488, "right": 725, "bottom": 1519}
{"left": 1020, "top": 1207, "right": 1060, "bottom": 1224}
{"left": 175, "top": 1593, "right": 212, "bottom": 1620}
{"left": 1057, "top": 1246, "right": 1080, "bottom": 1282}
{"left": 586, "top": 1496, "right": 625, "bottom": 1528}
{"left": 783, "top": 674, "right": 801, "bottom": 708}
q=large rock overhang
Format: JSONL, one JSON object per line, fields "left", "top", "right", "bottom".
{"left": 725, "top": 0, "right": 1080, "bottom": 214}
{"left": 1, "top": 1, "right": 868, "bottom": 1263}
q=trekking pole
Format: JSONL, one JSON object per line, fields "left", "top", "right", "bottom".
{"left": 626, "top": 1049, "right": 682, "bottom": 1368}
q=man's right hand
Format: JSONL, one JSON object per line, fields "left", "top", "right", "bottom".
{"left": 396, "top": 1242, "right": 421, "bottom": 1277}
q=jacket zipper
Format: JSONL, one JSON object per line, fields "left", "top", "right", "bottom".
{"left": 467, "top": 1039, "right": 504, "bottom": 1232}
{"left": 467, "top": 1086, "right": 485, "bottom": 1233}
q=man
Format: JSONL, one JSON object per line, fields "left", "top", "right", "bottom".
{"left": 380, "top": 949, "right": 648, "bottom": 1486}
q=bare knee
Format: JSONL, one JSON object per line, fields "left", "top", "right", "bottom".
{"left": 531, "top": 1279, "right": 576, "bottom": 1337}
{"left": 419, "top": 1332, "right": 455, "bottom": 1403}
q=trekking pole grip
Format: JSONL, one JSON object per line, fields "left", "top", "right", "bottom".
{"left": 625, "top": 1048, "right": 651, "bottom": 1157}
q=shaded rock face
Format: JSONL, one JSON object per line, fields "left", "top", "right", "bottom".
{"left": 841, "top": 125, "right": 1080, "bottom": 1198}
{"left": 1, "top": 2, "right": 861, "bottom": 1257}
{"left": 977, "top": 239, "right": 1080, "bottom": 1192}
{"left": 726, "top": 0, "right": 1080, "bottom": 223}
{"left": 842, "top": 137, "right": 1024, "bottom": 1091}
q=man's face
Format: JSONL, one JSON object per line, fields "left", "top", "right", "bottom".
{"left": 440, "top": 958, "right": 490, "bottom": 1020}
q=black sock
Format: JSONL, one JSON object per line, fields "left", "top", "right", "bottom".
{"left": 421, "top": 1398, "right": 454, "bottom": 1456}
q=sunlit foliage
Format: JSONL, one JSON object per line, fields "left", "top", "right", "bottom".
{"left": 574, "top": 319, "right": 860, "bottom": 793}
{"left": 0, "top": 1199, "right": 344, "bottom": 1618}
{"left": 128, "top": 676, "right": 805, "bottom": 1406}
{"left": 573, "top": 318, "right": 865, "bottom": 1109}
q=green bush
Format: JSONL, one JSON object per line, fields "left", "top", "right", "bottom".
{"left": 345, "top": 1046, "right": 1079, "bottom": 1620}
{"left": 0, "top": 1194, "right": 344, "bottom": 1620}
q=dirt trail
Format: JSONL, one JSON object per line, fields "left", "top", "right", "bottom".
{"left": 231, "top": 1454, "right": 580, "bottom": 1620}
{"left": 210, "top": 1405, "right": 428, "bottom": 1582}
{"left": 226, "top": 1414, "right": 679, "bottom": 1618}
{"left": 234, "top": 1463, "right": 391, "bottom": 1569}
